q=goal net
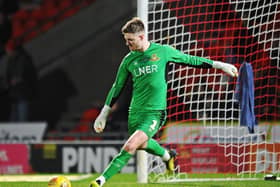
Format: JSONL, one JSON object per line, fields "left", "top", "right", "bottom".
{"left": 138, "top": 0, "right": 280, "bottom": 182}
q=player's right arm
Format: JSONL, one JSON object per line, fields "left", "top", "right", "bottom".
{"left": 92, "top": 58, "right": 130, "bottom": 133}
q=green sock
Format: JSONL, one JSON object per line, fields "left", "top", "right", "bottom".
{"left": 102, "top": 149, "right": 133, "bottom": 181}
{"left": 144, "top": 139, "right": 165, "bottom": 156}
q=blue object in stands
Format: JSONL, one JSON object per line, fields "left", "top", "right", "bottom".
{"left": 234, "top": 62, "right": 257, "bottom": 133}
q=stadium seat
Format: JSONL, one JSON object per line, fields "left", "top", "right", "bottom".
{"left": 41, "top": 0, "right": 58, "bottom": 9}
{"left": 12, "top": 20, "right": 25, "bottom": 38}
{"left": 5, "top": 40, "right": 16, "bottom": 52}
{"left": 40, "top": 21, "right": 55, "bottom": 33}
{"left": 30, "top": 8, "right": 45, "bottom": 22}
{"left": 60, "top": 6, "right": 81, "bottom": 20}
{"left": 23, "top": 20, "right": 39, "bottom": 42}
{"left": 12, "top": 9, "right": 30, "bottom": 22}
{"left": 10, "top": 0, "right": 97, "bottom": 43}
{"left": 72, "top": 108, "right": 99, "bottom": 133}
{"left": 44, "top": 7, "right": 60, "bottom": 20}
{"left": 57, "top": 0, "right": 73, "bottom": 10}
{"left": 39, "top": 7, "right": 60, "bottom": 32}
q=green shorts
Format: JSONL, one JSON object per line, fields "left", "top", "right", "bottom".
{"left": 128, "top": 110, "right": 167, "bottom": 138}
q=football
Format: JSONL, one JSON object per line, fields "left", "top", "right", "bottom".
{"left": 48, "top": 176, "right": 71, "bottom": 187}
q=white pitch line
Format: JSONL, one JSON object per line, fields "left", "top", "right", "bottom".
{"left": 0, "top": 174, "right": 92, "bottom": 182}
{"left": 158, "top": 178, "right": 261, "bottom": 183}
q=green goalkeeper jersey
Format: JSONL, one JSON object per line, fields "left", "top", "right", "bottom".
{"left": 105, "top": 42, "right": 213, "bottom": 112}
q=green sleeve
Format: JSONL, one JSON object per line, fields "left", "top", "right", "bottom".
{"left": 105, "top": 59, "right": 129, "bottom": 107}
{"left": 164, "top": 45, "right": 213, "bottom": 68}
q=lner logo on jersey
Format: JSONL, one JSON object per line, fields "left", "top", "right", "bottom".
{"left": 133, "top": 64, "right": 158, "bottom": 77}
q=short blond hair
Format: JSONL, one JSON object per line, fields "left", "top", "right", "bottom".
{"left": 121, "top": 17, "right": 145, "bottom": 34}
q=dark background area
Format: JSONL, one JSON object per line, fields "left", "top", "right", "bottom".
{"left": 0, "top": 0, "right": 136, "bottom": 134}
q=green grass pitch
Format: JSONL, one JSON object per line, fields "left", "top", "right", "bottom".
{"left": 0, "top": 173, "right": 279, "bottom": 187}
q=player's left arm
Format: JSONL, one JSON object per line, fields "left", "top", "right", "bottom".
{"left": 164, "top": 45, "right": 238, "bottom": 77}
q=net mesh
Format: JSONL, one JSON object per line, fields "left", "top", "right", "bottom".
{"left": 146, "top": 0, "right": 280, "bottom": 182}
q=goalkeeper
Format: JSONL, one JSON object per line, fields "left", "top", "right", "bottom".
{"left": 90, "top": 17, "right": 238, "bottom": 187}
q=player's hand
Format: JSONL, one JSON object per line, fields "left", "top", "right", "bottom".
{"left": 213, "top": 61, "right": 238, "bottom": 77}
{"left": 221, "top": 63, "right": 238, "bottom": 77}
{"left": 93, "top": 115, "right": 107, "bottom": 133}
{"left": 91, "top": 105, "right": 111, "bottom": 133}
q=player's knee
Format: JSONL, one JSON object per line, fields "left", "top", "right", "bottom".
{"left": 123, "top": 142, "right": 137, "bottom": 153}
{"left": 138, "top": 141, "right": 147, "bottom": 149}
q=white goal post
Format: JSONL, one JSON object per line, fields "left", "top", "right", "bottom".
{"left": 136, "top": 0, "right": 149, "bottom": 184}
